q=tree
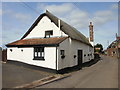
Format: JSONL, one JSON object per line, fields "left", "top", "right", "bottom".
{"left": 94, "top": 43, "right": 103, "bottom": 53}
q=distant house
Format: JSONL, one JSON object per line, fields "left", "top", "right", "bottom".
{"left": 107, "top": 35, "right": 120, "bottom": 58}
{"left": 6, "top": 10, "right": 94, "bottom": 72}
{"left": 104, "top": 49, "right": 107, "bottom": 55}
{"left": 0, "top": 47, "right": 2, "bottom": 61}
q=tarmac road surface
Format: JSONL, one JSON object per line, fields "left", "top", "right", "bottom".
{"left": 2, "top": 62, "right": 54, "bottom": 88}
{"left": 38, "top": 55, "right": 118, "bottom": 88}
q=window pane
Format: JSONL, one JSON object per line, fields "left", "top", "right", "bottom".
{"left": 35, "top": 52, "right": 37, "bottom": 57}
{"left": 45, "top": 30, "right": 53, "bottom": 35}
{"left": 45, "top": 30, "right": 53, "bottom": 38}
{"left": 37, "top": 48, "right": 40, "bottom": 52}
{"left": 38, "top": 52, "right": 40, "bottom": 57}
{"left": 40, "top": 47, "right": 42, "bottom": 52}
{"left": 60, "top": 50, "right": 65, "bottom": 55}
{"left": 34, "top": 47, "right": 44, "bottom": 60}
{"left": 42, "top": 47, "right": 44, "bottom": 52}
{"left": 34, "top": 48, "right": 37, "bottom": 52}
{"left": 42, "top": 52, "right": 44, "bottom": 57}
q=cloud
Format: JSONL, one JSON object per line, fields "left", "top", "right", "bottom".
{"left": 3, "top": 10, "right": 13, "bottom": 14}
{"left": 37, "top": 3, "right": 90, "bottom": 30}
{"left": 37, "top": 3, "right": 116, "bottom": 30}
{"left": 111, "top": 4, "right": 118, "bottom": 9}
{"left": 92, "top": 10, "right": 114, "bottom": 26}
{"left": 2, "top": 3, "right": 118, "bottom": 49}
{"left": 13, "top": 13, "right": 31, "bottom": 23}
{"left": 2, "top": 28, "right": 24, "bottom": 48}
{"left": 37, "top": 3, "right": 74, "bottom": 15}
{"left": 36, "top": 3, "right": 117, "bottom": 49}
{"left": 94, "top": 27, "right": 117, "bottom": 49}
{"left": 3, "top": 9, "right": 31, "bottom": 23}
{"left": 2, "top": 10, "right": 32, "bottom": 48}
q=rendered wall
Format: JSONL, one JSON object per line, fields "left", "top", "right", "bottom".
{"left": 7, "top": 47, "right": 56, "bottom": 69}
{"left": 57, "top": 38, "right": 94, "bottom": 70}
{"left": 24, "top": 16, "right": 67, "bottom": 39}
{"left": 7, "top": 15, "right": 94, "bottom": 70}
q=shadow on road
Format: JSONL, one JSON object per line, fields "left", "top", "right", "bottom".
{"left": 59, "top": 53, "right": 102, "bottom": 74}
{"left": 58, "top": 56, "right": 102, "bottom": 74}
{"left": 82, "top": 57, "right": 102, "bottom": 68}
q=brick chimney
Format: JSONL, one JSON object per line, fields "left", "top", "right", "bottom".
{"left": 89, "top": 22, "right": 94, "bottom": 46}
{"left": 116, "top": 33, "right": 120, "bottom": 40}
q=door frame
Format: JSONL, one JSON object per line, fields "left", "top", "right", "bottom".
{"left": 77, "top": 49, "right": 84, "bottom": 67}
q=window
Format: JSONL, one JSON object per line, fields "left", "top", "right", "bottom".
{"left": 60, "top": 50, "right": 65, "bottom": 59}
{"left": 33, "top": 47, "right": 44, "bottom": 60}
{"left": 60, "top": 50, "right": 65, "bottom": 56}
{"left": 45, "top": 30, "right": 53, "bottom": 38}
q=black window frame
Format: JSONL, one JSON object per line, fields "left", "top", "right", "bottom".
{"left": 60, "top": 50, "right": 65, "bottom": 59}
{"left": 45, "top": 30, "right": 53, "bottom": 38}
{"left": 33, "top": 47, "right": 45, "bottom": 60}
{"left": 60, "top": 50, "right": 65, "bottom": 56}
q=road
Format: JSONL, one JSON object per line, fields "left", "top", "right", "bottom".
{"left": 2, "top": 62, "right": 54, "bottom": 88}
{"left": 38, "top": 55, "right": 118, "bottom": 88}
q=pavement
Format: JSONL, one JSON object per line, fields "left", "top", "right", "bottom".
{"left": 2, "top": 62, "right": 54, "bottom": 88}
{"left": 14, "top": 74, "right": 70, "bottom": 88}
{"left": 37, "top": 55, "right": 118, "bottom": 88}
{"left": 2, "top": 55, "right": 118, "bottom": 88}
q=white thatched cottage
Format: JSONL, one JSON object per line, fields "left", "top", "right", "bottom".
{"left": 6, "top": 10, "right": 94, "bottom": 72}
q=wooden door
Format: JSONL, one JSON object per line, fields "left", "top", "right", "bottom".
{"left": 77, "top": 50, "right": 83, "bottom": 67}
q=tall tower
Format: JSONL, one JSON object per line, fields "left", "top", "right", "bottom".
{"left": 89, "top": 22, "right": 94, "bottom": 46}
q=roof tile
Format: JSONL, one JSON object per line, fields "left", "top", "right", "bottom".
{"left": 6, "top": 37, "right": 68, "bottom": 46}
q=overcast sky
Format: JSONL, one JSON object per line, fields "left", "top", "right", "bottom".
{"left": 1, "top": 2, "right": 118, "bottom": 49}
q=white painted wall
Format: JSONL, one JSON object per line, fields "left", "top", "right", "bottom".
{"left": 7, "top": 37, "right": 94, "bottom": 70}
{"left": 7, "top": 16, "right": 94, "bottom": 70}
{"left": 24, "top": 16, "right": 68, "bottom": 39}
{"left": 90, "top": 41, "right": 94, "bottom": 47}
{"left": 7, "top": 47, "right": 56, "bottom": 69}
{"left": 57, "top": 38, "right": 94, "bottom": 70}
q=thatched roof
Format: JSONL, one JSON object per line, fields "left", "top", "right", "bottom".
{"left": 20, "top": 10, "right": 92, "bottom": 46}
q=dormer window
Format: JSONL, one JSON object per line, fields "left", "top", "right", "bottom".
{"left": 45, "top": 30, "right": 53, "bottom": 38}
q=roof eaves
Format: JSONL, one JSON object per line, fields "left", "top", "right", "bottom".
{"left": 6, "top": 37, "right": 68, "bottom": 47}
{"left": 72, "top": 38, "right": 93, "bottom": 47}
{"left": 6, "top": 44, "right": 59, "bottom": 47}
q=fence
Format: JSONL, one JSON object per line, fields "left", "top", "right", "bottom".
{"left": 2, "top": 49, "right": 7, "bottom": 62}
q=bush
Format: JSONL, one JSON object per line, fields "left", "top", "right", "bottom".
{"left": 94, "top": 53, "right": 100, "bottom": 59}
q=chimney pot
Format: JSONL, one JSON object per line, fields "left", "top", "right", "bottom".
{"left": 90, "top": 22, "right": 92, "bottom": 25}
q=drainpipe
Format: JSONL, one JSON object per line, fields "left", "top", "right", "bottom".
{"left": 58, "top": 19, "right": 62, "bottom": 37}
{"left": 56, "top": 46, "right": 58, "bottom": 72}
